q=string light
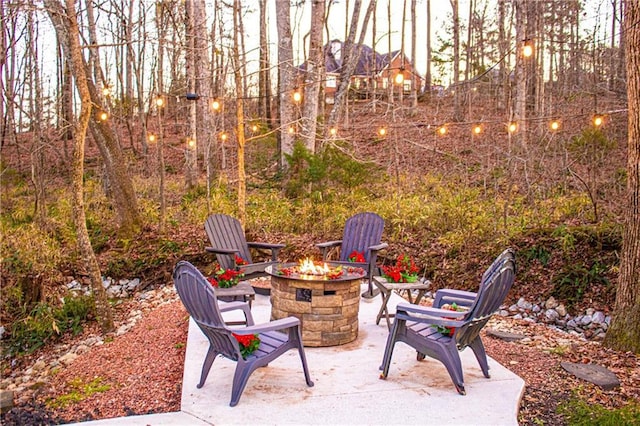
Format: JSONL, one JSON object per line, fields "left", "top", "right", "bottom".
{"left": 288, "top": 126, "right": 295, "bottom": 134}
{"left": 220, "top": 132, "right": 228, "bottom": 142}
{"left": 251, "top": 124, "right": 258, "bottom": 133}
{"left": 148, "top": 133, "right": 156, "bottom": 143}
{"left": 473, "top": 124, "right": 482, "bottom": 135}
{"left": 378, "top": 127, "right": 387, "bottom": 137}
{"left": 329, "top": 127, "right": 338, "bottom": 136}
{"left": 211, "top": 99, "right": 221, "bottom": 111}
{"left": 593, "top": 115, "right": 604, "bottom": 127}
{"left": 155, "top": 97, "right": 165, "bottom": 108}
{"left": 508, "top": 122, "right": 518, "bottom": 133}
{"left": 438, "top": 126, "right": 447, "bottom": 136}
{"left": 98, "top": 111, "right": 108, "bottom": 121}
{"left": 102, "top": 87, "right": 110, "bottom": 97}
{"left": 394, "top": 72, "right": 404, "bottom": 85}
{"left": 292, "top": 91, "right": 302, "bottom": 103}
{"left": 522, "top": 39, "right": 534, "bottom": 58}
{"left": 550, "top": 120, "right": 560, "bottom": 131}
{"left": 187, "top": 138, "right": 196, "bottom": 149}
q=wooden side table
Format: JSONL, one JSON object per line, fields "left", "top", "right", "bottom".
{"left": 214, "top": 281, "right": 256, "bottom": 325}
{"left": 372, "top": 276, "right": 431, "bottom": 329}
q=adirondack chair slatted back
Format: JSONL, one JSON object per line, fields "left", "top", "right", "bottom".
{"left": 205, "top": 214, "right": 252, "bottom": 270}
{"left": 339, "top": 212, "right": 385, "bottom": 263}
{"left": 455, "top": 250, "right": 516, "bottom": 349}
{"left": 173, "top": 261, "right": 239, "bottom": 360}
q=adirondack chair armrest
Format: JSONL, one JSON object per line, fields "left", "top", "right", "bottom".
{"left": 234, "top": 316, "right": 300, "bottom": 335}
{"left": 316, "top": 240, "right": 343, "bottom": 260}
{"left": 218, "top": 301, "right": 255, "bottom": 326}
{"left": 396, "top": 303, "right": 468, "bottom": 322}
{"left": 205, "top": 246, "right": 240, "bottom": 256}
{"left": 396, "top": 303, "right": 467, "bottom": 327}
{"left": 433, "top": 289, "right": 477, "bottom": 308}
{"left": 247, "top": 242, "right": 286, "bottom": 261}
{"left": 368, "top": 242, "right": 388, "bottom": 252}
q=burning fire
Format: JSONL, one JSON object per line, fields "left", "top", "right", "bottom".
{"left": 298, "top": 258, "right": 331, "bottom": 276}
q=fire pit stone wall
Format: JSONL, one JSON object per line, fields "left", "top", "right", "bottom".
{"left": 270, "top": 274, "right": 361, "bottom": 347}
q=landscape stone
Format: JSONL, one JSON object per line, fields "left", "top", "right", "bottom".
{"left": 0, "top": 390, "right": 14, "bottom": 413}
{"left": 486, "top": 329, "right": 527, "bottom": 342}
{"left": 545, "top": 296, "right": 558, "bottom": 309}
{"left": 592, "top": 311, "right": 605, "bottom": 324}
{"left": 561, "top": 362, "right": 620, "bottom": 390}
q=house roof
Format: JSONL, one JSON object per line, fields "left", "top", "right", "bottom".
{"left": 298, "top": 40, "right": 415, "bottom": 78}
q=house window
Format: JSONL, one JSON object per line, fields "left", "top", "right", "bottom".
{"left": 326, "top": 75, "right": 337, "bottom": 88}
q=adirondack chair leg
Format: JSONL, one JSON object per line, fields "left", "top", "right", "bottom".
{"left": 379, "top": 320, "right": 402, "bottom": 378}
{"left": 230, "top": 360, "right": 254, "bottom": 407}
{"left": 197, "top": 347, "right": 218, "bottom": 388}
{"left": 439, "top": 342, "right": 466, "bottom": 395}
{"left": 468, "top": 336, "right": 491, "bottom": 378}
{"left": 293, "top": 328, "right": 315, "bottom": 387}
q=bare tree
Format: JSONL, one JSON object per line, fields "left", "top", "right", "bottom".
{"left": 26, "top": 7, "right": 46, "bottom": 223}
{"left": 301, "top": 0, "right": 325, "bottom": 152}
{"left": 258, "top": 0, "right": 272, "bottom": 125}
{"left": 604, "top": 0, "right": 640, "bottom": 354}
{"left": 450, "top": 0, "right": 461, "bottom": 120}
{"left": 44, "top": 0, "right": 114, "bottom": 333}
{"left": 327, "top": 0, "right": 376, "bottom": 128}
{"left": 233, "top": 0, "right": 247, "bottom": 225}
{"left": 275, "top": 0, "right": 296, "bottom": 168}
{"left": 47, "top": 0, "right": 142, "bottom": 238}
{"left": 424, "top": 0, "right": 432, "bottom": 99}
{"left": 410, "top": 0, "right": 417, "bottom": 110}
{"left": 184, "top": 0, "right": 198, "bottom": 187}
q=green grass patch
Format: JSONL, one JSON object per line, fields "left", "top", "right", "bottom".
{"left": 558, "top": 398, "right": 640, "bottom": 425}
{"left": 48, "top": 377, "right": 111, "bottom": 409}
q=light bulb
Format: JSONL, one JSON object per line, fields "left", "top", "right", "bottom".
{"left": 593, "top": 115, "right": 604, "bottom": 127}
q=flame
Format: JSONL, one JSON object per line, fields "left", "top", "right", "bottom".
{"left": 298, "top": 258, "right": 330, "bottom": 276}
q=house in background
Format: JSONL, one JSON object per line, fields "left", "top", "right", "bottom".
{"left": 298, "top": 40, "right": 424, "bottom": 105}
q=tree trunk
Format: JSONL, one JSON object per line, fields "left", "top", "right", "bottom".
{"left": 184, "top": 0, "right": 198, "bottom": 187}
{"left": 604, "top": 0, "right": 640, "bottom": 354}
{"left": 514, "top": 0, "right": 528, "bottom": 148}
{"left": 233, "top": 0, "right": 247, "bottom": 226}
{"left": 275, "top": 0, "right": 296, "bottom": 169}
{"left": 45, "top": 0, "right": 114, "bottom": 333}
{"left": 424, "top": 0, "right": 431, "bottom": 99}
{"left": 301, "top": 0, "right": 324, "bottom": 152}
{"left": 155, "top": 1, "right": 168, "bottom": 234}
{"left": 410, "top": 0, "right": 417, "bottom": 110}
{"left": 450, "top": 0, "right": 461, "bottom": 121}
{"left": 26, "top": 7, "right": 46, "bottom": 224}
{"left": 258, "top": 0, "right": 272, "bottom": 126}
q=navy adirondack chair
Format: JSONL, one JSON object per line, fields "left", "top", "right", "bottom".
{"left": 316, "top": 212, "right": 388, "bottom": 298}
{"left": 379, "top": 249, "right": 516, "bottom": 395}
{"left": 205, "top": 214, "right": 285, "bottom": 279}
{"left": 173, "top": 261, "right": 314, "bottom": 406}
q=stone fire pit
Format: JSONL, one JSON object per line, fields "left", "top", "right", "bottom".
{"left": 265, "top": 262, "right": 365, "bottom": 347}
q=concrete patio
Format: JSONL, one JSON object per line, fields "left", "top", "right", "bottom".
{"left": 71, "top": 284, "right": 525, "bottom": 425}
